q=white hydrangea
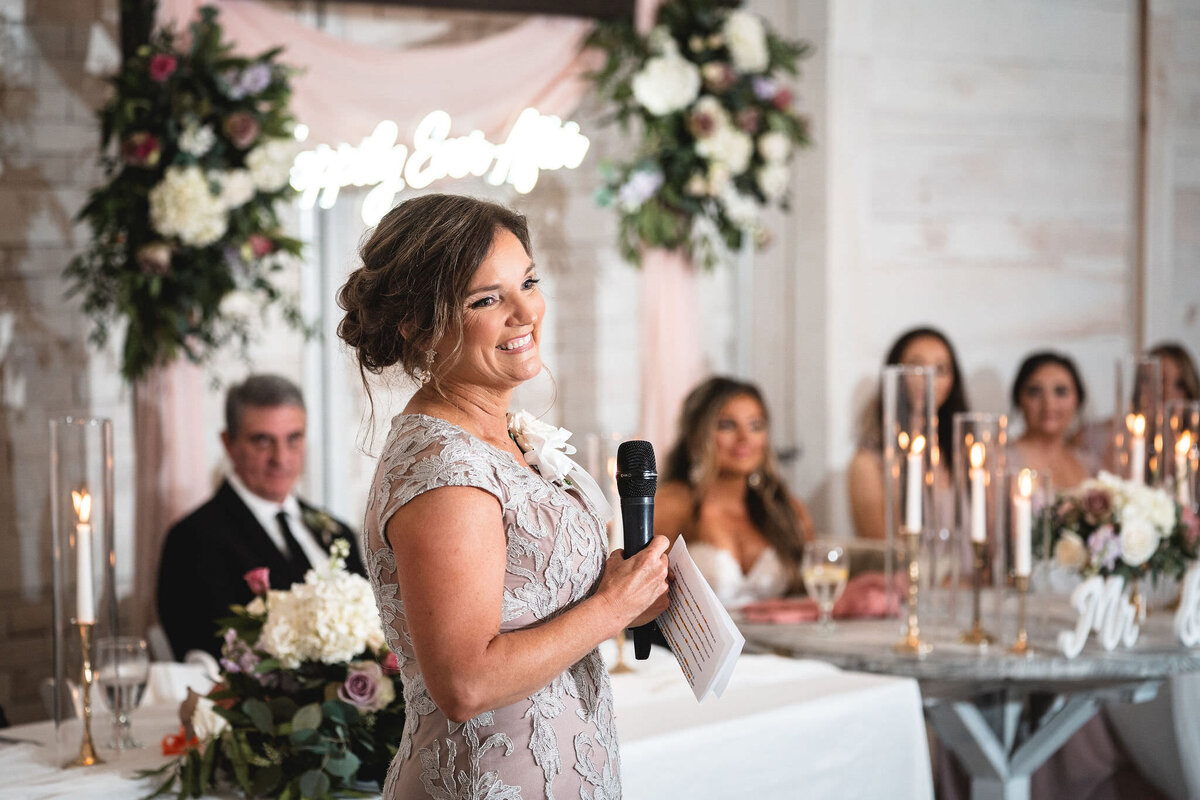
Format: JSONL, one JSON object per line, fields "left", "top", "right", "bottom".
{"left": 757, "top": 163, "right": 790, "bottom": 201}
{"left": 245, "top": 138, "right": 298, "bottom": 192}
{"left": 696, "top": 125, "right": 753, "bottom": 173}
{"left": 213, "top": 168, "right": 256, "bottom": 209}
{"left": 758, "top": 131, "right": 792, "bottom": 164}
{"left": 191, "top": 695, "right": 229, "bottom": 740}
{"left": 148, "top": 166, "right": 228, "bottom": 246}
{"left": 720, "top": 185, "right": 761, "bottom": 228}
{"left": 179, "top": 123, "right": 216, "bottom": 157}
{"left": 631, "top": 54, "right": 701, "bottom": 116}
{"left": 722, "top": 10, "right": 769, "bottom": 73}
{"left": 257, "top": 567, "right": 386, "bottom": 669}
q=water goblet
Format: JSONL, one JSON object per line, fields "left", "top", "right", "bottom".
{"left": 802, "top": 540, "right": 849, "bottom": 632}
{"left": 96, "top": 636, "right": 150, "bottom": 749}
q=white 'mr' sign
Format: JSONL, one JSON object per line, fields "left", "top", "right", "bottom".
{"left": 1175, "top": 564, "right": 1200, "bottom": 646}
{"left": 290, "top": 108, "right": 591, "bottom": 225}
{"left": 1058, "top": 575, "right": 1140, "bottom": 658}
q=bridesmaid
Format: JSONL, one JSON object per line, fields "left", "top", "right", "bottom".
{"left": 1009, "top": 351, "right": 1096, "bottom": 489}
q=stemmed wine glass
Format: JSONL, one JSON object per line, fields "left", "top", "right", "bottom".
{"left": 96, "top": 636, "right": 150, "bottom": 749}
{"left": 802, "top": 540, "right": 849, "bottom": 632}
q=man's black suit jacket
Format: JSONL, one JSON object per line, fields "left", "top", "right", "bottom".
{"left": 156, "top": 480, "right": 366, "bottom": 661}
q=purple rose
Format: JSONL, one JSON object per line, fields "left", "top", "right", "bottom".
{"left": 752, "top": 76, "right": 777, "bottom": 100}
{"left": 1088, "top": 524, "right": 1121, "bottom": 571}
{"left": 338, "top": 661, "right": 395, "bottom": 712}
{"left": 1081, "top": 489, "right": 1111, "bottom": 523}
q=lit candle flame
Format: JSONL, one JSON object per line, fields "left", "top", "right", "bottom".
{"left": 71, "top": 489, "right": 92, "bottom": 525}
{"left": 897, "top": 431, "right": 910, "bottom": 450}
{"left": 1018, "top": 468, "right": 1033, "bottom": 498}
{"left": 1131, "top": 414, "right": 1146, "bottom": 437}
{"left": 1178, "top": 432, "right": 1193, "bottom": 457}
{"left": 911, "top": 434, "right": 925, "bottom": 455}
{"left": 969, "top": 442, "right": 985, "bottom": 470}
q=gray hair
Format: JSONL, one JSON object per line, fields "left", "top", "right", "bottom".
{"left": 225, "top": 374, "right": 305, "bottom": 437}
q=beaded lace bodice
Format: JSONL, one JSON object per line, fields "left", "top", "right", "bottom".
{"left": 362, "top": 413, "right": 620, "bottom": 800}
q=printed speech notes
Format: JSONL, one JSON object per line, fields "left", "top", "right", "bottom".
{"left": 655, "top": 537, "right": 745, "bottom": 701}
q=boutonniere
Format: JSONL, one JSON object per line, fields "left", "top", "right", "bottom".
{"left": 301, "top": 507, "right": 342, "bottom": 548}
{"left": 507, "top": 410, "right": 614, "bottom": 522}
{"left": 507, "top": 410, "right": 577, "bottom": 485}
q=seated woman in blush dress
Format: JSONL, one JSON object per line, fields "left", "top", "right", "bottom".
{"left": 1009, "top": 351, "right": 1098, "bottom": 489}
{"left": 848, "top": 326, "right": 970, "bottom": 543}
{"left": 654, "top": 377, "right": 814, "bottom": 607}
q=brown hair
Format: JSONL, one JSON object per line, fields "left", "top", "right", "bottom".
{"left": 337, "top": 193, "right": 531, "bottom": 397}
{"left": 665, "top": 376, "right": 807, "bottom": 578}
{"left": 1149, "top": 342, "right": 1200, "bottom": 402}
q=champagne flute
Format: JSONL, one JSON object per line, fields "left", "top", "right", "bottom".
{"left": 96, "top": 636, "right": 150, "bottom": 749}
{"left": 802, "top": 540, "right": 849, "bottom": 632}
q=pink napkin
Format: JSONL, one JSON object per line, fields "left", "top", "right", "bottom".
{"left": 738, "top": 573, "right": 901, "bottom": 623}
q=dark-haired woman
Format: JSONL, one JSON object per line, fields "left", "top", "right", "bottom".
{"left": 1010, "top": 351, "right": 1096, "bottom": 488}
{"left": 654, "top": 376, "right": 814, "bottom": 607}
{"left": 338, "top": 194, "right": 669, "bottom": 799}
{"left": 848, "top": 327, "right": 970, "bottom": 541}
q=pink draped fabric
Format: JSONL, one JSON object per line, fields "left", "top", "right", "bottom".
{"left": 156, "top": 0, "right": 596, "bottom": 146}
{"left": 133, "top": 361, "right": 211, "bottom": 632}
{"left": 639, "top": 248, "right": 704, "bottom": 457}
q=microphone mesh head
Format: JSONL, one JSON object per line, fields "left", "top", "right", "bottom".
{"left": 616, "top": 440, "right": 657, "bottom": 498}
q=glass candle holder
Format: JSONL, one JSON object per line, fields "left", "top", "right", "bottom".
{"left": 952, "top": 412, "right": 1007, "bottom": 645}
{"left": 1113, "top": 356, "right": 1163, "bottom": 486}
{"left": 1165, "top": 400, "right": 1200, "bottom": 513}
{"left": 881, "top": 366, "right": 936, "bottom": 630}
{"left": 1004, "top": 466, "right": 1053, "bottom": 647}
{"left": 49, "top": 416, "right": 118, "bottom": 766}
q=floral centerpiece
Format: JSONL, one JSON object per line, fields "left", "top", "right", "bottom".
{"left": 144, "top": 541, "right": 405, "bottom": 799}
{"left": 1037, "top": 471, "right": 1200, "bottom": 584}
{"left": 65, "top": 6, "right": 307, "bottom": 382}
{"left": 588, "top": 0, "right": 812, "bottom": 267}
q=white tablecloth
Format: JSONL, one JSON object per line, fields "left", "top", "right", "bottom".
{"left": 0, "top": 652, "right": 933, "bottom": 800}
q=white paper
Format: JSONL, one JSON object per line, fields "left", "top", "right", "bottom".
{"left": 654, "top": 538, "right": 745, "bottom": 701}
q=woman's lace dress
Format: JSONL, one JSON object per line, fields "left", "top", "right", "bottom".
{"left": 362, "top": 414, "right": 621, "bottom": 800}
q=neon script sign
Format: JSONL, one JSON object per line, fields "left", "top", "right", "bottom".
{"left": 290, "top": 108, "right": 590, "bottom": 225}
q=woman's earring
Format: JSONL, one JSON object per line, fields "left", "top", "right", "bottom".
{"left": 747, "top": 471, "right": 763, "bottom": 488}
{"left": 689, "top": 464, "right": 704, "bottom": 487}
{"left": 419, "top": 349, "right": 436, "bottom": 385}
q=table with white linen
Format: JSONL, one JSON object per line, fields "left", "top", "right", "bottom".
{"left": 738, "top": 605, "right": 1200, "bottom": 800}
{"left": 0, "top": 650, "right": 932, "bottom": 800}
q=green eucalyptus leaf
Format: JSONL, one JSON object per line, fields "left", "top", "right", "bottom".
{"left": 299, "top": 769, "right": 331, "bottom": 799}
{"left": 292, "top": 702, "right": 323, "bottom": 732}
{"left": 243, "top": 698, "right": 273, "bottom": 733}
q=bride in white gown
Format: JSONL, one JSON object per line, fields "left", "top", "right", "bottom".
{"left": 654, "top": 377, "right": 814, "bottom": 607}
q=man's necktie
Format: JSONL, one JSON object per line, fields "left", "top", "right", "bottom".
{"left": 276, "top": 510, "right": 312, "bottom": 584}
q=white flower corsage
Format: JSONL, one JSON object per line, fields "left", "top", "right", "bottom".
{"left": 508, "top": 411, "right": 613, "bottom": 521}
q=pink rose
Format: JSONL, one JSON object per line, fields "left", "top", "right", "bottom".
{"left": 121, "top": 131, "right": 161, "bottom": 167}
{"left": 223, "top": 112, "right": 260, "bottom": 149}
{"left": 243, "top": 567, "right": 270, "bottom": 596}
{"left": 247, "top": 234, "right": 273, "bottom": 258}
{"left": 381, "top": 651, "right": 399, "bottom": 674}
{"left": 1081, "top": 489, "right": 1111, "bottom": 523}
{"left": 772, "top": 88, "right": 794, "bottom": 110}
{"left": 735, "top": 107, "right": 761, "bottom": 134}
{"left": 148, "top": 53, "right": 177, "bottom": 82}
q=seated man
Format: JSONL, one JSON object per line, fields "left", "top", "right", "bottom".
{"left": 157, "top": 374, "right": 364, "bottom": 660}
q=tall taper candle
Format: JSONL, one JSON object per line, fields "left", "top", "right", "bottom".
{"left": 72, "top": 489, "right": 95, "bottom": 624}
{"left": 969, "top": 443, "right": 987, "bottom": 544}
{"left": 905, "top": 435, "right": 925, "bottom": 532}
{"left": 1013, "top": 470, "right": 1032, "bottom": 577}
{"left": 1130, "top": 414, "right": 1146, "bottom": 485}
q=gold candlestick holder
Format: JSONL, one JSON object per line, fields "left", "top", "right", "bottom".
{"left": 1008, "top": 575, "right": 1033, "bottom": 656}
{"left": 960, "top": 541, "right": 995, "bottom": 646}
{"left": 610, "top": 628, "right": 633, "bottom": 674}
{"left": 894, "top": 529, "right": 932, "bottom": 656}
{"left": 67, "top": 621, "right": 104, "bottom": 767}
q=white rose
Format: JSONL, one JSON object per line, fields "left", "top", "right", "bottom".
{"left": 720, "top": 185, "right": 761, "bottom": 228}
{"left": 758, "top": 131, "right": 792, "bottom": 163}
{"left": 1054, "top": 531, "right": 1088, "bottom": 570}
{"left": 631, "top": 54, "right": 701, "bottom": 116}
{"left": 696, "top": 125, "right": 753, "bottom": 173}
{"left": 245, "top": 138, "right": 298, "bottom": 193}
{"left": 178, "top": 123, "right": 216, "bottom": 157}
{"left": 191, "top": 696, "right": 229, "bottom": 740}
{"left": 508, "top": 410, "right": 577, "bottom": 483}
{"left": 691, "top": 95, "right": 730, "bottom": 133}
{"left": 213, "top": 168, "right": 256, "bottom": 209}
{"left": 757, "top": 163, "right": 790, "bottom": 201}
{"left": 722, "top": 10, "right": 769, "bottom": 73}
{"left": 1119, "top": 515, "right": 1160, "bottom": 567}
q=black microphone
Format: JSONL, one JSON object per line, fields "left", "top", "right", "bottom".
{"left": 616, "top": 440, "right": 657, "bottom": 660}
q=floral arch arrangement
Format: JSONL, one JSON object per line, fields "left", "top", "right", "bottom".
{"left": 588, "top": 0, "right": 812, "bottom": 267}
{"left": 65, "top": 6, "right": 306, "bottom": 382}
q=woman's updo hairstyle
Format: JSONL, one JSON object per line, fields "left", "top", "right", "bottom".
{"left": 337, "top": 193, "right": 531, "bottom": 392}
